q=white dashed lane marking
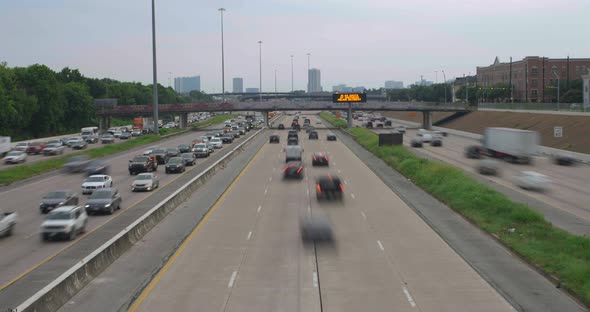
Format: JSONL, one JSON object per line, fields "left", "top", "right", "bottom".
{"left": 377, "top": 240, "right": 385, "bottom": 251}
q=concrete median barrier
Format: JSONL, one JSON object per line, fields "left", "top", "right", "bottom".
{"left": 11, "top": 127, "right": 266, "bottom": 312}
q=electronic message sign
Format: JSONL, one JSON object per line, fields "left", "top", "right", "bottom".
{"left": 332, "top": 93, "right": 367, "bottom": 103}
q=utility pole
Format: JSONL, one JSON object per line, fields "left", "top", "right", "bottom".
{"left": 258, "top": 41, "right": 263, "bottom": 104}
{"left": 274, "top": 68, "right": 277, "bottom": 94}
{"left": 442, "top": 70, "right": 447, "bottom": 104}
{"left": 151, "top": 0, "right": 159, "bottom": 135}
{"left": 219, "top": 8, "right": 226, "bottom": 103}
{"left": 290, "top": 55, "right": 294, "bottom": 92}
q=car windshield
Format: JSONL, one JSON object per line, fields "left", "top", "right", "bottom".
{"left": 86, "top": 176, "right": 105, "bottom": 182}
{"left": 45, "top": 191, "right": 67, "bottom": 199}
{"left": 168, "top": 158, "right": 182, "bottom": 164}
{"left": 46, "top": 211, "right": 72, "bottom": 220}
{"left": 46, "top": 144, "right": 59, "bottom": 148}
{"left": 136, "top": 174, "right": 152, "bottom": 180}
{"left": 132, "top": 157, "right": 148, "bottom": 162}
{"left": 90, "top": 191, "right": 112, "bottom": 199}
{"left": 211, "top": 138, "right": 220, "bottom": 142}
{"left": 195, "top": 144, "right": 206, "bottom": 149}
{"left": 7, "top": 151, "right": 21, "bottom": 156}
{"left": 153, "top": 149, "right": 166, "bottom": 154}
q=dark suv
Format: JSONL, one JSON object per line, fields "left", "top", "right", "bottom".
{"left": 40, "top": 190, "right": 80, "bottom": 214}
{"left": 308, "top": 131, "right": 319, "bottom": 140}
{"left": 269, "top": 135, "right": 280, "bottom": 143}
{"left": 316, "top": 175, "right": 344, "bottom": 201}
{"left": 129, "top": 155, "right": 157, "bottom": 175}
{"left": 151, "top": 148, "right": 169, "bottom": 164}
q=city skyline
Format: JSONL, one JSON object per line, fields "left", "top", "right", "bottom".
{"left": 1, "top": 1, "right": 589, "bottom": 93}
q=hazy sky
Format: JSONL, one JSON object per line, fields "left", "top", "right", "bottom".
{"left": 2, "top": 0, "right": 589, "bottom": 93}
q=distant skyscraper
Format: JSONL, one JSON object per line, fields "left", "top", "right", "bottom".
{"left": 174, "top": 76, "right": 201, "bottom": 94}
{"left": 352, "top": 86, "right": 366, "bottom": 92}
{"left": 385, "top": 80, "right": 404, "bottom": 89}
{"left": 307, "top": 68, "right": 322, "bottom": 93}
{"left": 233, "top": 77, "right": 244, "bottom": 93}
{"left": 245, "top": 87, "right": 259, "bottom": 93}
{"left": 332, "top": 84, "right": 352, "bottom": 92}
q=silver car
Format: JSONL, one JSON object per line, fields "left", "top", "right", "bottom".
{"left": 131, "top": 173, "right": 160, "bottom": 192}
{"left": 43, "top": 143, "right": 66, "bottom": 155}
{"left": 4, "top": 151, "right": 27, "bottom": 164}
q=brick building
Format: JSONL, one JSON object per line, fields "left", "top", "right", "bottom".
{"left": 476, "top": 56, "right": 590, "bottom": 102}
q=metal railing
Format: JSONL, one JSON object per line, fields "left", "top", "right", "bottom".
{"left": 478, "top": 102, "right": 587, "bottom": 112}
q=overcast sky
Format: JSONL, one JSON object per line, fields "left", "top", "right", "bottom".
{"left": 1, "top": 0, "right": 589, "bottom": 93}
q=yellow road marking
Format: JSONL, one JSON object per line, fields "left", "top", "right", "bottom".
{"left": 128, "top": 144, "right": 264, "bottom": 311}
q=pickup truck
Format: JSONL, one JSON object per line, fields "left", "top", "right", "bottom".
{"left": 0, "top": 211, "right": 17, "bottom": 237}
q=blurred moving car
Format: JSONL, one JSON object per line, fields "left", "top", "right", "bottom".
{"left": 143, "top": 146, "right": 159, "bottom": 156}
{"left": 63, "top": 155, "right": 91, "bottom": 173}
{"left": 430, "top": 137, "right": 443, "bottom": 147}
{"left": 84, "top": 188, "right": 122, "bottom": 215}
{"left": 300, "top": 215, "right": 333, "bottom": 242}
{"left": 269, "top": 135, "right": 280, "bottom": 144}
{"left": 309, "top": 131, "right": 319, "bottom": 140}
{"left": 101, "top": 134, "right": 115, "bottom": 144}
{"left": 326, "top": 133, "right": 337, "bottom": 141}
{"left": 385, "top": 120, "right": 392, "bottom": 127}
{"left": 181, "top": 152, "right": 196, "bottom": 166}
{"left": 178, "top": 144, "right": 192, "bottom": 154}
{"left": 71, "top": 140, "right": 88, "bottom": 150}
{"left": 434, "top": 130, "right": 448, "bottom": 137}
{"left": 421, "top": 133, "right": 433, "bottom": 143}
{"left": 315, "top": 175, "right": 344, "bottom": 201}
{"left": 166, "top": 148, "right": 180, "bottom": 158}
{"left": 477, "top": 159, "right": 500, "bottom": 176}
{"left": 113, "top": 131, "right": 123, "bottom": 138}
{"left": 397, "top": 126, "right": 406, "bottom": 134}
{"left": 66, "top": 137, "right": 84, "bottom": 148}
{"left": 81, "top": 175, "right": 113, "bottom": 195}
{"left": 119, "top": 132, "right": 131, "bottom": 140}
{"left": 465, "top": 145, "right": 483, "bottom": 159}
{"left": 282, "top": 161, "right": 304, "bottom": 179}
{"left": 411, "top": 139, "right": 423, "bottom": 148}
{"left": 131, "top": 130, "right": 142, "bottom": 137}
{"left": 417, "top": 129, "right": 427, "bottom": 136}
{"left": 165, "top": 157, "right": 186, "bottom": 173}
{"left": 132, "top": 173, "right": 160, "bottom": 192}
{"left": 210, "top": 137, "right": 223, "bottom": 149}
{"left": 514, "top": 171, "right": 551, "bottom": 192}
{"left": 13, "top": 142, "right": 31, "bottom": 152}
{"left": 40, "top": 206, "right": 87, "bottom": 241}
{"left": 39, "top": 190, "right": 80, "bottom": 214}
{"left": 4, "top": 151, "right": 27, "bottom": 164}
{"left": 285, "top": 145, "right": 303, "bottom": 162}
{"left": 85, "top": 159, "right": 110, "bottom": 176}
{"left": 26, "top": 142, "right": 46, "bottom": 155}
{"left": 554, "top": 155, "right": 576, "bottom": 166}
{"left": 312, "top": 152, "right": 329, "bottom": 166}
{"left": 287, "top": 137, "right": 299, "bottom": 146}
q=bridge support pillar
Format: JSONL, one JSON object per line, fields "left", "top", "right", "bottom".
{"left": 422, "top": 111, "right": 432, "bottom": 130}
{"left": 347, "top": 103, "right": 353, "bottom": 128}
{"left": 179, "top": 113, "right": 188, "bottom": 129}
{"left": 264, "top": 111, "right": 269, "bottom": 127}
{"left": 99, "top": 116, "right": 111, "bottom": 132}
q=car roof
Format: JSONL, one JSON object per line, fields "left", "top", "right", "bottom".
{"left": 313, "top": 152, "right": 326, "bottom": 157}
{"left": 50, "top": 205, "right": 79, "bottom": 213}
{"left": 137, "top": 172, "right": 154, "bottom": 177}
{"left": 88, "top": 174, "right": 108, "bottom": 178}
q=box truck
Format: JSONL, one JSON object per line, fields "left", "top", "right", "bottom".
{"left": 482, "top": 128, "right": 539, "bottom": 164}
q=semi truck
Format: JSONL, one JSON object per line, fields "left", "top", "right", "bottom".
{"left": 482, "top": 127, "right": 539, "bottom": 164}
{"left": 133, "top": 118, "right": 155, "bottom": 132}
{"left": 0, "top": 136, "right": 11, "bottom": 157}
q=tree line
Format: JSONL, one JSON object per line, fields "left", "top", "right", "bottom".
{"left": 0, "top": 63, "right": 212, "bottom": 140}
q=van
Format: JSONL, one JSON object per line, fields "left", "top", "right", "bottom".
{"left": 285, "top": 145, "right": 303, "bottom": 162}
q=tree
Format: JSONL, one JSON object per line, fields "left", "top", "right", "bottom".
{"left": 63, "top": 82, "right": 95, "bottom": 128}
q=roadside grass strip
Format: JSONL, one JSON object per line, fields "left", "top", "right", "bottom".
{"left": 190, "top": 114, "right": 239, "bottom": 130}
{"left": 322, "top": 113, "right": 590, "bottom": 307}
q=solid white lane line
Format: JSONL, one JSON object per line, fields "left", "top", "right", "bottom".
{"left": 361, "top": 211, "right": 367, "bottom": 219}
{"left": 247, "top": 231, "right": 252, "bottom": 240}
{"left": 403, "top": 287, "right": 417, "bottom": 307}
{"left": 313, "top": 272, "right": 318, "bottom": 288}
{"left": 257, "top": 205, "right": 262, "bottom": 213}
{"left": 377, "top": 240, "right": 385, "bottom": 251}
{"left": 228, "top": 271, "right": 238, "bottom": 288}
{"left": 350, "top": 193, "right": 356, "bottom": 199}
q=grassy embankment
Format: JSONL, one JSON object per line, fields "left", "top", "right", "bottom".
{"left": 321, "top": 112, "right": 590, "bottom": 306}
{"left": 0, "top": 115, "right": 236, "bottom": 186}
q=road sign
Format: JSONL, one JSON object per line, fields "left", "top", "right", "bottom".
{"left": 332, "top": 93, "right": 367, "bottom": 103}
{"left": 554, "top": 126, "right": 563, "bottom": 138}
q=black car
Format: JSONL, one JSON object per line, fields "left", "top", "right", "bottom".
{"left": 221, "top": 134, "right": 234, "bottom": 144}
{"left": 366, "top": 122, "right": 374, "bottom": 128}
{"left": 283, "top": 161, "right": 304, "bottom": 179}
{"left": 166, "top": 148, "right": 180, "bottom": 158}
{"left": 288, "top": 130, "right": 298, "bottom": 140}
{"left": 431, "top": 138, "right": 443, "bottom": 147}
{"left": 178, "top": 144, "right": 192, "bottom": 154}
{"left": 411, "top": 139, "right": 423, "bottom": 148}
{"left": 120, "top": 132, "right": 131, "bottom": 140}
{"left": 101, "top": 134, "right": 115, "bottom": 144}
{"left": 465, "top": 145, "right": 482, "bottom": 159}
{"left": 85, "top": 160, "right": 110, "bottom": 176}
{"left": 181, "top": 152, "right": 196, "bottom": 166}
{"left": 316, "top": 175, "right": 344, "bottom": 201}
{"left": 312, "top": 152, "right": 329, "bottom": 166}
{"left": 71, "top": 140, "right": 88, "bottom": 150}
{"left": 326, "top": 134, "right": 337, "bottom": 141}
{"left": 82, "top": 135, "right": 98, "bottom": 144}
{"left": 384, "top": 120, "right": 392, "bottom": 127}
{"left": 308, "top": 131, "right": 319, "bottom": 140}
{"left": 165, "top": 157, "right": 186, "bottom": 173}
{"left": 129, "top": 155, "right": 157, "bottom": 174}
{"left": 232, "top": 131, "right": 241, "bottom": 138}
{"left": 151, "top": 148, "right": 170, "bottom": 164}
{"left": 278, "top": 124, "right": 285, "bottom": 130}
{"left": 300, "top": 215, "right": 333, "bottom": 242}
{"left": 554, "top": 155, "right": 576, "bottom": 166}
{"left": 63, "top": 155, "right": 91, "bottom": 173}
{"left": 287, "top": 137, "right": 299, "bottom": 146}
{"left": 84, "top": 188, "right": 122, "bottom": 215}
{"left": 40, "top": 190, "right": 79, "bottom": 214}
{"left": 269, "top": 135, "right": 280, "bottom": 143}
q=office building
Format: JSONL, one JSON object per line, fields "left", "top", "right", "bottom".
{"left": 385, "top": 80, "right": 404, "bottom": 89}
{"left": 245, "top": 88, "right": 259, "bottom": 93}
{"left": 477, "top": 56, "right": 590, "bottom": 102}
{"left": 232, "top": 77, "right": 244, "bottom": 93}
{"left": 174, "top": 76, "right": 201, "bottom": 94}
{"left": 307, "top": 68, "right": 323, "bottom": 93}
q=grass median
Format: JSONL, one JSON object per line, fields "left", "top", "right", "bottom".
{"left": 319, "top": 112, "right": 347, "bottom": 128}
{"left": 322, "top": 112, "right": 590, "bottom": 306}
{"left": 191, "top": 113, "right": 239, "bottom": 130}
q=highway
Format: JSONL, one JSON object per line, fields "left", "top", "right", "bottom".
{"left": 353, "top": 117, "right": 590, "bottom": 235}
{"left": 0, "top": 119, "right": 255, "bottom": 289}
{"left": 126, "top": 115, "right": 515, "bottom": 312}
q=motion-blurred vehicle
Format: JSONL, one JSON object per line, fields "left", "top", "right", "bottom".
{"left": 288, "top": 130, "right": 298, "bottom": 139}
{"left": 315, "top": 175, "right": 344, "bottom": 201}
{"left": 514, "top": 171, "right": 551, "bottom": 192}
{"left": 397, "top": 126, "right": 406, "bottom": 134}
{"left": 39, "top": 190, "right": 80, "bottom": 214}
{"left": 283, "top": 161, "right": 304, "bottom": 179}
{"left": 417, "top": 129, "right": 427, "bottom": 136}
{"left": 434, "top": 130, "right": 447, "bottom": 137}
{"left": 269, "top": 135, "right": 280, "bottom": 143}
{"left": 465, "top": 145, "right": 482, "bottom": 159}
{"left": 81, "top": 175, "right": 113, "bottom": 195}
{"left": 131, "top": 130, "right": 142, "bottom": 137}
{"left": 128, "top": 155, "right": 157, "bottom": 175}
{"left": 13, "top": 142, "right": 31, "bottom": 152}
{"left": 106, "top": 128, "right": 117, "bottom": 135}
{"left": 26, "top": 142, "right": 46, "bottom": 155}
{"left": 421, "top": 133, "right": 433, "bottom": 143}
{"left": 70, "top": 140, "right": 88, "bottom": 150}
{"left": 0, "top": 210, "right": 17, "bottom": 237}
{"left": 385, "top": 120, "right": 392, "bottom": 127}
{"left": 132, "top": 173, "right": 160, "bottom": 192}
{"left": 113, "top": 131, "right": 123, "bottom": 138}
{"left": 206, "top": 132, "right": 218, "bottom": 140}
{"left": 4, "top": 151, "right": 27, "bottom": 164}
{"left": 238, "top": 127, "right": 246, "bottom": 135}
{"left": 482, "top": 128, "right": 539, "bottom": 164}
{"left": 477, "top": 159, "right": 500, "bottom": 176}
{"left": 178, "top": 144, "right": 192, "bottom": 154}
{"left": 231, "top": 130, "right": 241, "bottom": 138}
{"left": 151, "top": 148, "right": 170, "bottom": 164}
{"left": 40, "top": 206, "right": 87, "bottom": 241}
{"left": 210, "top": 137, "right": 223, "bottom": 149}
{"left": 85, "top": 159, "right": 110, "bottom": 176}
{"left": 411, "top": 139, "right": 423, "bottom": 148}
{"left": 63, "top": 155, "right": 91, "bottom": 173}
{"left": 84, "top": 188, "right": 122, "bottom": 215}
{"left": 47, "top": 139, "right": 64, "bottom": 146}
{"left": 181, "top": 152, "right": 196, "bottom": 166}
{"left": 309, "top": 131, "right": 319, "bottom": 140}
{"left": 66, "top": 137, "right": 84, "bottom": 147}
{"left": 376, "top": 123, "right": 384, "bottom": 128}
{"left": 366, "top": 121, "right": 373, "bottom": 128}
{"left": 165, "top": 157, "right": 186, "bottom": 173}
{"left": 285, "top": 145, "right": 303, "bottom": 162}
{"left": 119, "top": 132, "right": 131, "bottom": 140}
{"left": 100, "top": 134, "right": 115, "bottom": 144}
{"left": 553, "top": 155, "right": 576, "bottom": 166}
{"left": 143, "top": 146, "right": 158, "bottom": 156}
{"left": 312, "top": 152, "right": 329, "bottom": 166}
{"left": 430, "top": 137, "right": 443, "bottom": 147}
{"left": 326, "top": 133, "right": 337, "bottom": 141}
{"left": 221, "top": 134, "right": 234, "bottom": 144}
{"left": 166, "top": 148, "right": 180, "bottom": 158}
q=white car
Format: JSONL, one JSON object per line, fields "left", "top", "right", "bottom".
{"left": 81, "top": 175, "right": 113, "bottom": 195}
{"left": 4, "top": 151, "right": 27, "bottom": 164}
{"left": 66, "top": 137, "right": 84, "bottom": 147}
{"left": 113, "top": 131, "right": 123, "bottom": 138}
{"left": 417, "top": 129, "right": 427, "bottom": 137}
{"left": 209, "top": 137, "right": 223, "bottom": 149}
{"left": 40, "top": 206, "right": 87, "bottom": 241}
{"left": 132, "top": 173, "right": 160, "bottom": 192}
{"left": 421, "top": 134, "right": 433, "bottom": 143}
{"left": 514, "top": 171, "right": 551, "bottom": 192}
{"left": 13, "top": 142, "right": 31, "bottom": 152}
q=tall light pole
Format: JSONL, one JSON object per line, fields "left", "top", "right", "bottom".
{"left": 274, "top": 68, "right": 277, "bottom": 94}
{"left": 290, "top": 55, "right": 294, "bottom": 92}
{"left": 151, "top": 0, "right": 159, "bottom": 134}
{"left": 441, "top": 70, "right": 447, "bottom": 104}
{"left": 306, "top": 53, "right": 311, "bottom": 92}
{"left": 219, "top": 8, "right": 226, "bottom": 103}
{"left": 258, "top": 41, "right": 262, "bottom": 104}
{"left": 553, "top": 70, "right": 560, "bottom": 110}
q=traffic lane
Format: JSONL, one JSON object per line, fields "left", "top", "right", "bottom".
{"left": 302, "top": 130, "right": 515, "bottom": 311}
{"left": 0, "top": 127, "right": 251, "bottom": 286}
{"left": 136, "top": 129, "right": 321, "bottom": 312}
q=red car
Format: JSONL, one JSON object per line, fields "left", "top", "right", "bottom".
{"left": 26, "top": 142, "right": 47, "bottom": 155}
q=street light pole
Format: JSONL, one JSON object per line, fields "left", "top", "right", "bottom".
{"left": 441, "top": 70, "right": 447, "bottom": 104}
{"left": 151, "top": 0, "right": 159, "bottom": 135}
{"left": 274, "top": 68, "right": 277, "bottom": 94}
{"left": 553, "top": 71, "right": 560, "bottom": 110}
{"left": 306, "top": 53, "right": 311, "bottom": 92}
{"left": 290, "top": 55, "right": 294, "bottom": 92}
{"left": 258, "top": 41, "right": 263, "bottom": 104}
{"left": 219, "top": 8, "right": 226, "bottom": 103}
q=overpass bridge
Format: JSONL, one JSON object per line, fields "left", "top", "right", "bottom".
{"left": 95, "top": 100, "right": 471, "bottom": 130}
{"left": 211, "top": 92, "right": 388, "bottom": 101}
